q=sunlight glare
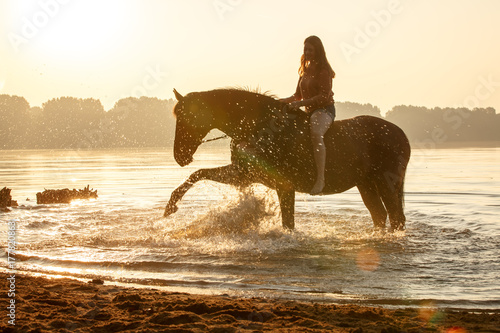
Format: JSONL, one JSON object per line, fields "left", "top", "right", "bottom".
{"left": 32, "top": 0, "right": 136, "bottom": 64}
{"left": 70, "top": 198, "right": 96, "bottom": 207}
{"left": 445, "top": 327, "right": 467, "bottom": 333}
{"left": 356, "top": 247, "right": 380, "bottom": 272}
{"left": 418, "top": 301, "right": 445, "bottom": 326}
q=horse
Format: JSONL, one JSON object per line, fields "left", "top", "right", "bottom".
{"left": 164, "top": 88, "right": 411, "bottom": 231}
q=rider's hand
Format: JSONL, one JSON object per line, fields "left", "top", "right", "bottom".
{"left": 289, "top": 101, "right": 303, "bottom": 110}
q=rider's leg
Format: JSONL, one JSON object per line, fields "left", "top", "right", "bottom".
{"left": 309, "top": 110, "right": 333, "bottom": 195}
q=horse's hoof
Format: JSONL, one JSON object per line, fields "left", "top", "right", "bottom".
{"left": 389, "top": 224, "right": 405, "bottom": 233}
{"left": 163, "top": 204, "right": 178, "bottom": 217}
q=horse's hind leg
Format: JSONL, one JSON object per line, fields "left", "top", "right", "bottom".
{"left": 357, "top": 183, "right": 387, "bottom": 229}
{"left": 164, "top": 164, "right": 246, "bottom": 217}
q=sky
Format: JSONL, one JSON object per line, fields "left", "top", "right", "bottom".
{"left": 1, "top": 0, "right": 499, "bottom": 114}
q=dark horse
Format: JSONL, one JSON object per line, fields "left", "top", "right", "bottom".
{"left": 164, "top": 88, "right": 411, "bottom": 231}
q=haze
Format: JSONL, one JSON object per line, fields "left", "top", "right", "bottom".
{"left": 1, "top": 0, "right": 499, "bottom": 114}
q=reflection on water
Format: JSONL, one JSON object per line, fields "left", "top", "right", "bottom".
{"left": 0, "top": 147, "right": 499, "bottom": 310}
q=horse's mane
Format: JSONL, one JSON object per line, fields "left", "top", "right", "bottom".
{"left": 173, "top": 88, "right": 278, "bottom": 114}
{"left": 224, "top": 86, "right": 278, "bottom": 99}
{"left": 173, "top": 88, "right": 302, "bottom": 125}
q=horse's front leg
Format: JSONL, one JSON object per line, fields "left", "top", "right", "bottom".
{"left": 164, "top": 164, "right": 246, "bottom": 217}
{"left": 276, "top": 184, "right": 295, "bottom": 230}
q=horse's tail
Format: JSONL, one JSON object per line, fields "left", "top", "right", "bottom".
{"left": 399, "top": 168, "right": 406, "bottom": 209}
{"left": 383, "top": 165, "right": 407, "bottom": 206}
{"left": 400, "top": 136, "right": 411, "bottom": 210}
{"left": 395, "top": 136, "right": 410, "bottom": 230}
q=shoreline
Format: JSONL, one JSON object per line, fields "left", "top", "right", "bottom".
{"left": 0, "top": 140, "right": 499, "bottom": 153}
{"left": 413, "top": 140, "right": 500, "bottom": 149}
{"left": 1, "top": 273, "right": 498, "bottom": 332}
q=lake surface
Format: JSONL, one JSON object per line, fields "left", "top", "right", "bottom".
{"left": 1, "top": 146, "right": 499, "bottom": 310}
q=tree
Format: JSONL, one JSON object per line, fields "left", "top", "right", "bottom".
{"left": 0, "top": 94, "right": 30, "bottom": 149}
{"left": 105, "top": 97, "right": 176, "bottom": 147}
{"left": 385, "top": 105, "right": 432, "bottom": 141}
{"left": 335, "top": 101, "right": 381, "bottom": 120}
{"left": 386, "top": 105, "right": 500, "bottom": 144}
{"left": 39, "top": 97, "right": 105, "bottom": 148}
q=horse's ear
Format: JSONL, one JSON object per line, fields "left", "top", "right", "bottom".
{"left": 173, "top": 88, "right": 183, "bottom": 101}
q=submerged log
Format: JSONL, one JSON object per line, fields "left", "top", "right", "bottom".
{"left": 36, "top": 185, "right": 98, "bottom": 204}
{"left": 0, "top": 187, "right": 18, "bottom": 211}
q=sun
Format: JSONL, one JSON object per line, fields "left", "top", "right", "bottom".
{"left": 16, "top": 0, "right": 137, "bottom": 64}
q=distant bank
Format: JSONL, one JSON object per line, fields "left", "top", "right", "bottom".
{"left": 1, "top": 93, "right": 499, "bottom": 150}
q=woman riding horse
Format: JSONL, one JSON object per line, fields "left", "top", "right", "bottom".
{"left": 281, "top": 36, "right": 336, "bottom": 195}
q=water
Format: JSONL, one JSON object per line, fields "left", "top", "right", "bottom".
{"left": 1, "top": 146, "right": 499, "bottom": 310}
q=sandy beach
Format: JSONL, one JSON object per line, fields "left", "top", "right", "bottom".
{"left": 1, "top": 273, "right": 498, "bottom": 333}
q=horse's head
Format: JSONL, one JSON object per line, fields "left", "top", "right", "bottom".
{"left": 172, "top": 89, "right": 215, "bottom": 166}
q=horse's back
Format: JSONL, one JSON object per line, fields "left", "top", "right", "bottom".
{"left": 330, "top": 115, "right": 410, "bottom": 156}
{"left": 324, "top": 115, "right": 410, "bottom": 185}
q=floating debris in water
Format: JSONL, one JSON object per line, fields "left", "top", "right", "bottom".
{"left": 0, "top": 187, "right": 18, "bottom": 211}
{"left": 36, "top": 185, "right": 98, "bottom": 204}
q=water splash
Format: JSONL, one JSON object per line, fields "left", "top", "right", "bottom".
{"left": 166, "top": 186, "right": 278, "bottom": 240}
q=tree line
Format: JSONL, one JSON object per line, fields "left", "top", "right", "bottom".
{"left": 0, "top": 95, "right": 176, "bottom": 149}
{"left": 0, "top": 94, "right": 498, "bottom": 150}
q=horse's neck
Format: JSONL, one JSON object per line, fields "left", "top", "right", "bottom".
{"left": 210, "top": 91, "right": 280, "bottom": 140}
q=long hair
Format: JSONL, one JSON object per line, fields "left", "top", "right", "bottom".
{"left": 298, "top": 35, "right": 335, "bottom": 79}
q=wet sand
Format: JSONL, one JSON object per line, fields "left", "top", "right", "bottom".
{"left": 1, "top": 273, "right": 498, "bottom": 332}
